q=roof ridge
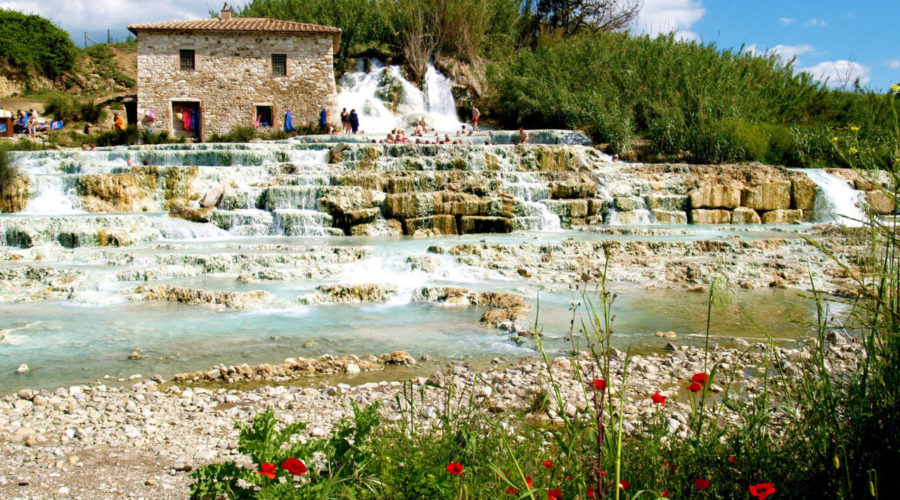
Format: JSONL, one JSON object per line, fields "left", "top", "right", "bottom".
{"left": 127, "top": 16, "right": 342, "bottom": 34}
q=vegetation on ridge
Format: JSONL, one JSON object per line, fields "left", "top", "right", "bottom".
{"left": 0, "top": 10, "right": 78, "bottom": 81}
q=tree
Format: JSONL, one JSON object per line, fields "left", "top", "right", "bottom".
{"left": 536, "top": 0, "right": 642, "bottom": 35}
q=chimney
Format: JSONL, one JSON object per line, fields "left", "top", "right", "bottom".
{"left": 221, "top": 3, "right": 232, "bottom": 20}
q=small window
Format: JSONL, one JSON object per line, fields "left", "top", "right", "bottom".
{"left": 180, "top": 50, "right": 195, "bottom": 71}
{"left": 272, "top": 54, "right": 286, "bottom": 76}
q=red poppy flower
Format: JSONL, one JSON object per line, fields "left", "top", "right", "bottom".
{"left": 619, "top": 480, "right": 629, "bottom": 490}
{"left": 547, "top": 488, "right": 562, "bottom": 500}
{"left": 651, "top": 392, "right": 667, "bottom": 405}
{"left": 687, "top": 382, "right": 703, "bottom": 393}
{"left": 587, "top": 489, "right": 596, "bottom": 500}
{"left": 543, "top": 460, "right": 553, "bottom": 468}
{"left": 280, "top": 457, "right": 307, "bottom": 476}
{"left": 728, "top": 456, "right": 738, "bottom": 464}
{"left": 447, "top": 462, "right": 464, "bottom": 475}
{"left": 506, "top": 486, "right": 519, "bottom": 495}
{"left": 660, "top": 490, "right": 669, "bottom": 497}
{"left": 593, "top": 379, "right": 606, "bottom": 391}
{"left": 749, "top": 482, "right": 776, "bottom": 500}
{"left": 566, "top": 475, "right": 573, "bottom": 481}
{"left": 691, "top": 373, "right": 709, "bottom": 385}
{"left": 257, "top": 462, "right": 276, "bottom": 479}
{"left": 695, "top": 478, "right": 711, "bottom": 490}
{"left": 526, "top": 477, "right": 534, "bottom": 489}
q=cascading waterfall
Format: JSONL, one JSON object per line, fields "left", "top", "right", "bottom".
{"left": 793, "top": 168, "right": 866, "bottom": 226}
{"left": 337, "top": 59, "right": 464, "bottom": 133}
{"left": 22, "top": 175, "right": 84, "bottom": 215}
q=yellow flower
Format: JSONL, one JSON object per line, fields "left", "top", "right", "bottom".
{"left": 850, "top": 126, "right": 859, "bottom": 132}
{"left": 831, "top": 137, "right": 839, "bottom": 143}
{"left": 849, "top": 147, "right": 859, "bottom": 154}
{"left": 892, "top": 83, "right": 900, "bottom": 93}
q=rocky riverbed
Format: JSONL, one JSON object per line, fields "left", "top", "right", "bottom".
{"left": 0, "top": 335, "right": 862, "bottom": 499}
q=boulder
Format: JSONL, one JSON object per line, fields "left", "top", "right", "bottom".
{"left": 614, "top": 197, "right": 641, "bottom": 212}
{"left": 865, "top": 190, "right": 895, "bottom": 214}
{"left": 731, "top": 207, "right": 761, "bottom": 225}
{"left": 200, "top": 181, "right": 229, "bottom": 208}
{"left": 741, "top": 181, "right": 791, "bottom": 211}
{"left": 350, "top": 219, "right": 403, "bottom": 237}
{"left": 544, "top": 199, "right": 589, "bottom": 219}
{"left": 169, "top": 205, "right": 213, "bottom": 223}
{"left": 459, "top": 216, "right": 512, "bottom": 234}
{"left": 689, "top": 184, "right": 741, "bottom": 209}
{"left": 328, "top": 142, "right": 349, "bottom": 164}
{"left": 404, "top": 215, "right": 458, "bottom": 235}
{"left": 588, "top": 199, "right": 610, "bottom": 216}
{"left": 384, "top": 192, "right": 436, "bottom": 219}
{"left": 691, "top": 209, "right": 732, "bottom": 224}
{"left": 550, "top": 181, "right": 596, "bottom": 199}
{"left": 646, "top": 194, "right": 687, "bottom": 212}
{"left": 791, "top": 176, "right": 818, "bottom": 211}
{"left": 379, "top": 351, "right": 416, "bottom": 365}
{"left": 652, "top": 210, "right": 687, "bottom": 224}
{"left": 761, "top": 209, "right": 803, "bottom": 224}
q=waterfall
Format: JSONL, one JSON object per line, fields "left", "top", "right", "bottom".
{"left": 337, "top": 59, "right": 463, "bottom": 134}
{"left": 794, "top": 169, "right": 866, "bottom": 226}
{"left": 22, "top": 175, "right": 84, "bottom": 215}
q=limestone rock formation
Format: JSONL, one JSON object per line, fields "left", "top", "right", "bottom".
{"left": 132, "top": 285, "right": 272, "bottom": 310}
{"left": 0, "top": 174, "right": 28, "bottom": 213}
{"left": 731, "top": 207, "right": 762, "bottom": 224}
{"left": 298, "top": 284, "right": 398, "bottom": 305}
{"left": 689, "top": 184, "right": 741, "bottom": 209}
{"left": 760, "top": 209, "right": 803, "bottom": 224}
{"left": 691, "top": 209, "right": 732, "bottom": 224}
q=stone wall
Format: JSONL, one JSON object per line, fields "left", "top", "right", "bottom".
{"left": 136, "top": 31, "right": 337, "bottom": 141}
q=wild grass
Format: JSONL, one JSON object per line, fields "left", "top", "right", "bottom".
{"left": 44, "top": 93, "right": 106, "bottom": 124}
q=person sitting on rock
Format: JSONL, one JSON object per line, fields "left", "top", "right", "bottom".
{"left": 518, "top": 127, "right": 529, "bottom": 145}
{"left": 414, "top": 123, "right": 424, "bottom": 137}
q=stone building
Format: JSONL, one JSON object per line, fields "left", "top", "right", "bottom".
{"left": 128, "top": 6, "right": 340, "bottom": 141}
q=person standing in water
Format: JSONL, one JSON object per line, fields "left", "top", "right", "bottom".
{"left": 348, "top": 109, "right": 360, "bottom": 134}
{"left": 471, "top": 105, "right": 480, "bottom": 131}
{"left": 518, "top": 127, "right": 529, "bottom": 145}
{"left": 340, "top": 108, "right": 349, "bottom": 134}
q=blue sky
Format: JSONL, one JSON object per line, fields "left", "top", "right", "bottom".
{"left": 2, "top": 0, "right": 897, "bottom": 90}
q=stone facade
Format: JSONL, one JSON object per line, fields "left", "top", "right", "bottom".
{"left": 131, "top": 19, "right": 338, "bottom": 141}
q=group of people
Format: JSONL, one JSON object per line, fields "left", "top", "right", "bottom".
{"left": 8, "top": 109, "right": 43, "bottom": 137}
{"left": 338, "top": 108, "right": 360, "bottom": 134}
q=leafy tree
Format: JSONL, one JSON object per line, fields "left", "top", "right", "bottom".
{"left": 536, "top": 0, "right": 642, "bottom": 35}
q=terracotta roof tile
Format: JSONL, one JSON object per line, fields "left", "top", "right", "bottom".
{"left": 127, "top": 17, "right": 341, "bottom": 35}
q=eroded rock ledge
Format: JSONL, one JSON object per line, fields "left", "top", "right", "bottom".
{"left": 131, "top": 285, "right": 272, "bottom": 310}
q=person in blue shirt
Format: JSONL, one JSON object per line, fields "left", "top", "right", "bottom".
{"left": 348, "top": 109, "right": 360, "bottom": 134}
{"left": 319, "top": 107, "right": 328, "bottom": 132}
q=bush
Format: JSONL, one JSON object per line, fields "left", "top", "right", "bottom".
{"left": 44, "top": 93, "right": 106, "bottom": 123}
{"left": 0, "top": 10, "right": 78, "bottom": 80}
{"left": 209, "top": 126, "right": 258, "bottom": 143}
{"left": 94, "top": 125, "right": 139, "bottom": 147}
{"left": 488, "top": 32, "right": 895, "bottom": 166}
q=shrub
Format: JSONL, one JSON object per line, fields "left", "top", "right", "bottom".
{"left": 94, "top": 125, "right": 139, "bottom": 147}
{"left": 209, "top": 126, "right": 258, "bottom": 143}
{"left": 0, "top": 10, "right": 78, "bottom": 80}
{"left": 44, "top": 93, "right": 106, "bottom": 123}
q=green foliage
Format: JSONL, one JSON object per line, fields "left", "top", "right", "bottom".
{"left": 190, "top": 403, "right": 383, "bottom": 499}
{"left": 44, "top": 93, "right": 105, "bottom": 123}
{"left": 489, "top": 32, "right": 895, "bottom": 165}
{"left": 209, "top": 126, "right": 259, "bottom": 143}
{"left": 94, "top": 125, "right": 140, "bottom": 147}
{"left": 0, "top": 10, "right": 78, "bottom": 80}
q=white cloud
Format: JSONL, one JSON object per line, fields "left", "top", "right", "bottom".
{"left": 779, "top": 17, "right": 794, "bottom": 25}
{"left": 803, "top": 18, "right": 827, "bottom": 28}
{"left": 635, "top": 0, "right": 707, "bottom": 43}
{"left": 0, "top": 0, "right": 234, "bottom": 35}
{"left": 887, "top": 59, "right": 900, "bottom": 70}
{"left": 770, "top": 44, "right": 815, "bottom": 63}
{"left": 802, "top": 60, "right": 871, "bottom": 88}
{"left": 743, "top": 44, "right": 815, "bottom": 65}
